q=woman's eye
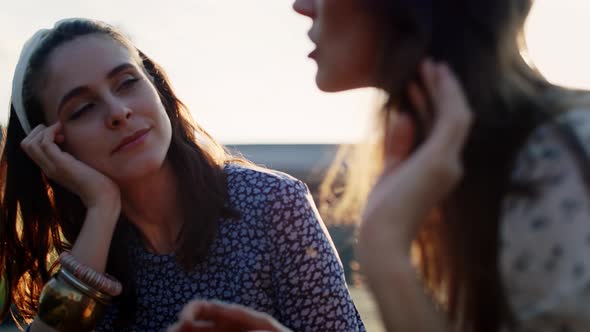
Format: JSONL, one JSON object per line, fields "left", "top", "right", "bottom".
{"left": 69, "top": 103, "right": 94, "bottom": 120}
{"left": 117, "top": 77, "right": 140, "bottom": 92}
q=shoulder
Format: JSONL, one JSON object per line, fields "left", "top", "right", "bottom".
{"left": 223, "top": 163, "right": 310, "bottom": 212}
{"left": 510, "top": 107, "right": 590, "bottom": 181}
{"left": 556, "top": 107, "right": 590, "bottom": 155}
{"left": 503, "top": 104, "right": 590, "bottom": 222}
{"left": 224, "top": 163, "right": 307, "bottom": 193}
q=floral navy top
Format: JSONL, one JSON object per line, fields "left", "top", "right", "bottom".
{"left": 93, "top": 164, "right": 365, "bottom": 332}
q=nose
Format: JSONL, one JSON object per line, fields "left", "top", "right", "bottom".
{"left": 105, "top": 98, "right": 132, "bottom": 129}
{"left": 292, "top": 0, "right": 315, "bottom": 17}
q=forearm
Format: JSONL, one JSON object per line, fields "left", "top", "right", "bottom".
{"left": 358, "top": 214, "right": 449, "bottom": 332}
{"left": 363, "top": 257, "right": 449, "bottom": 332}
{"left": 70, "top": 202, "right": 120, "bottom": 272}
{"left": 29, "top": 202, "right": 120, "bottom": 332}
{"left": 356, "top": 61, "right": 470, "bottom": 332}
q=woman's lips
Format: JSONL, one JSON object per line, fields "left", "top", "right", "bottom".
{"left": 309, "top": 48, "right": 318, "bottom": 59}
{"left": 112, "top": 128, "right": 151, "bottom": 154}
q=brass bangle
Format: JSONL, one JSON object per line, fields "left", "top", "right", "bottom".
{"left": 58, "top": 269, "right": 112, "bottom": 304}
{"left": 38, "top": 276, "right": 109, "bottom": 332}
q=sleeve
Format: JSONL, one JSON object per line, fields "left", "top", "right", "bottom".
{"left": 500, "top": 112, "right": 590, "bottom": 332}
{"left": 265, "top": 177, "right": 365, "bottom": 332}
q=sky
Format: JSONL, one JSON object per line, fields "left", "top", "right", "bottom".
{"left": 1, "top": 0, "right": 589, "bottom": 144}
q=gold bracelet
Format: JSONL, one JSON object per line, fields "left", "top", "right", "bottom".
{"left": 59, "top": 252, "right": 123, "bottom": 296}
{"left": 37, "top": 274, "right": 109, "bottom": 332}
{"left": 58, "top": 269, "right": 112, "bottom": 304}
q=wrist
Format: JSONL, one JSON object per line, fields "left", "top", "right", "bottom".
{"left": 85, "top": 203, "right": 121, "bottom": 228}
{"left": 81, "top": 178, "right": 120, "bottom": 211}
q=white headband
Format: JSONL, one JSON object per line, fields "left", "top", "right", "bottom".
{"left": 10, "top": 19, "right": 84, "bottom": 135}
{"left": 10, "top": 29, "right": 50, "bottom": 135}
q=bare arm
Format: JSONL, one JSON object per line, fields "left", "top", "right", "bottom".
{"left": 359, "top": 231, "right": 449, "bottom": 332}
{"left": 356, "top": 61, "right": 471, "bottom": 332}
{"left": 21, "top": 123, "right": 122, "bottom": 331}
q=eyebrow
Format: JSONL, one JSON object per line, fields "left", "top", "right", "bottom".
{"left": 57, "top": 63, "right": 136, "bottom": 113}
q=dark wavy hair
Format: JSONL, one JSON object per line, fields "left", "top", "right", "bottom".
{"left": 321, "top": 1, "right": 589, "bottom": 331}
{"left": 0, "top": 19, "right": 245, "bottom": 328}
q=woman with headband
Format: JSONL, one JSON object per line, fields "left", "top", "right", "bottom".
{"left": 0, "top": 18, "right": 365, "bottom": 332}
{"left": 171, "top": 0, "right": 590, "bottom": 331}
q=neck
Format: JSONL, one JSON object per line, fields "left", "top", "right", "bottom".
{"left": 119, "top": 160, "right": 183, "bottom": 254}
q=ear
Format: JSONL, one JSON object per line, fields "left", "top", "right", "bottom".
{"left": 383, "top": 112, "right": 415, "bottom": 173}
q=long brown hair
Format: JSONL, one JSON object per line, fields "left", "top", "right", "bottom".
{"left": 320, "top": 1, "right": 581, "bottom": 331}
{"left": 0, "top": 19, "right": 244, "bottom": 327}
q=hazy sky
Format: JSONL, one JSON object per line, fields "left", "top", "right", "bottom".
{"left": 1, "top": 0, "right": 589, "bottom": 143}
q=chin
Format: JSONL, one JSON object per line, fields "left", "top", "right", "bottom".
{"left": 316, "top": 77, "right": 346, "bottom": 93}
{"left": 315, "top": 72, "right": 370, "bottom": 93}
{"left": 115, "top": 154, "right": 167, "bottom": 183}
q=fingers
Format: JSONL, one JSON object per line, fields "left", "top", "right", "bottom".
{"left": 418, "top": 60, "right": 472, "bottom": 154}
{"left": 168, "top": 301, "right": 216, "bottom": 332}
{"left": 41, "top": 123, "right": 67, "bottom": 164}
{"left": 381, "top": 59, "right": 472, "bottom": 188}
{"left": 433, "top": 64, "right": 473, "bottom": 152}
{"left": 381, "top": 76, "right": 430, "bottom": 175}
{"left": 412, "top": 60, "right": 473, "bottom": 188}
{"left": 21, "top": 124, "right": 55, "bottom": 174}
{"left": 420, "top": 60, "right": 440, "bottom": 103}
{"left": 166, "top": 320, "right": 215, "bottom": 332}
{"left": 192, "top": 301, "right": 276, "bottom": 328}
{"left": 172, "top": 300, "right": 286, "bottom": 332}
{"left": 384, "top": 64, "right": 438, "bottom": 174}
{"left": 21, "top": 122, "right": 71, "bottom": 179}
